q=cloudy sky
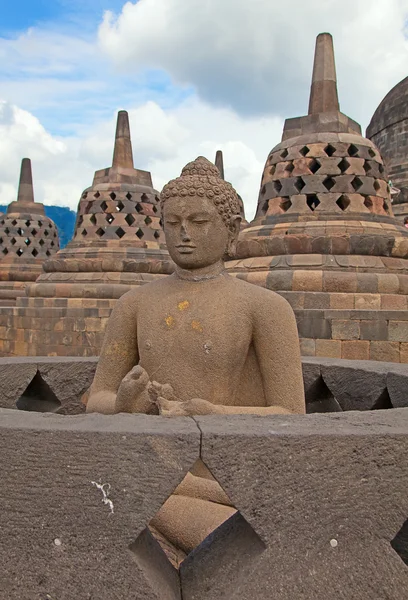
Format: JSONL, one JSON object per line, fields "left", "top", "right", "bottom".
{"left": 0, "top": 0, "right": 408, "bottom": 220}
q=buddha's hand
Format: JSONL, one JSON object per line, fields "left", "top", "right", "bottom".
{"left": 157, "top": 397, "right": 220, "bottom": 417}
{"left": 116, "top": 365, "right": 158, "bottom": 414}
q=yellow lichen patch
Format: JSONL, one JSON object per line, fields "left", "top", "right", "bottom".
{"left": 191, "top": 320, "right": 203, "bottom": 333}
{"left": 178, "top": 300, "right": 190, "bottom": 311}
{"left": 165, "top": 315, "right": 175, "bottom": 328}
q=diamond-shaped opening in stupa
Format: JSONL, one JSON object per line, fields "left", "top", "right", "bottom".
{"left": 338, "top": 158, "right": 350, "bottom": 174}
{"left": 129, "top": 459, "right": 266, "bottom": 595}
{"left": 374, "top": 179, "right": 381, "bottom": 191}
{"left": 280, "top": 198, "right": 292, "bottom": 212}
{"left": 336, "top": 195, "right": 350, "bottom": 211}
{"left": 24, "top": 238, "right": 31, "bottom": 246}
{"left": 280, "top": 148, "right": 288, "bottom": 159}
{"left": 110, "top": 192, "right": 116, "bottom": 200}
{"left": 126, "top": 192, "right": 132, "bottom": 200}
{"left": 364, "top": 197, "right": 373, "bottom": 210}
{"left": 17, "top": 248, "right": 24, "bottom": 257}
{"left": 348, "top": 144, "right": 359, "bottom": 157}
{"left": 307, "top": 194, "right": 320, "bottom": 211}
{"left": 153, "top": 205, "right": 158, "bottom": 214}
{"left": 16, "top": 371, "right": 61, "bottom": 413}
{"left": 96, "top": 227, "right": 105, "bottom": 237}
{"left": 116, "top": 227, "right": 126, "bottom": 239}
{"left": 17, "top": 227, "right": 24, "bottom": 236}
{"left": 351, "top": 177, "right": 363, "bottom": 192}
{"left": 294, "top": 177, "right": 305, "bottom": 192}
{"left": 11, "top": 219, "right": 17, "bottom": 226}
{"left": 368, "top": 148, "right": 376, "bottom": 158}
{"left": 363, "top": 161, "right": 372, "bottom": 175}
{"left": 274, "top": 180, "right": 282, "bottom": 193}
{"left": 154, "top": 230, "right": 160, "bottom": 239}
{"left": 308, "top": 159, "right": 320, "bottom": 174}
{"left": 31, "top": 248, "right": 38, "bottom": 257}
{"left": 136, "top": 228, "right": 144, "bottom": 239}
{"left": 391, "top": 518, "right": 408, "bottom": 566}
{"left": 125, "top": 214, "right": 135, "bottom": 227}
{"left": 106, "top": 214, "right": 114, "bottom": 224}
{"left": 323, "top": 177, "right": 336, "bottom": 191}
{"left": 39, "top": 239, "right": 45, "bottom": 246}
{"left": 144, "top": 216, "right": 152, "bottom": 226}
{"left": 90, "top": 214, "right": 97, "bottom": 226}
{"left": 324, "top": 144, "right": 336, "bottom": 157}
{"left": 10, "top": 238, "right": 16, "bottom": 246}
{"left": 299, "top": 146, "right": 309, "bottom": 157}
{"left": 285, "top": 162, "right": 294, "bottom": 175}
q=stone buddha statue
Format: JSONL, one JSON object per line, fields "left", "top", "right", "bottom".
{"left": 87, "top": 156, "right": 305, "bottom": 564}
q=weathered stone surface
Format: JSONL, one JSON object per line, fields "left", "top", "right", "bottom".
{"left": 0, "top": 357, "right": 37, "bottom": 409}
{"left": 194, "top": 410, "right": 408, "bottom": 600}
{"left": 0, "top": 410, "right": 199, "bottom": 600}
{"left": 387, "top": 368, "right": 408, "bottom": 408}
{"left": 320, "top": 357, "right": 389, "bottom": 410}
{"left": 37, "top": 357, "right": 97, "bottom": 414}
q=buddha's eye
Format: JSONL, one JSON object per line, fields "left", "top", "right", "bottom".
{"left": 166, "top": 220, "right": 179, "bottom": 225}
{"left": 192, "top": 219, "right": 210, "bottom": 224}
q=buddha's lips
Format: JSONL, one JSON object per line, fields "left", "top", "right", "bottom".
{"left": 176, "top": 245, "right": 196, "bottom": 252}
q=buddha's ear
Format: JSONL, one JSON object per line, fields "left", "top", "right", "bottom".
{"left": 226, "top": 215, "right": 242, "bottom": 257}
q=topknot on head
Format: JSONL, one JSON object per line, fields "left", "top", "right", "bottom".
{"left": 161, "top": 156, "right": 241, "bottom": 227}
{"left": 181, "top": 156, "right": 221, "bottom": 178}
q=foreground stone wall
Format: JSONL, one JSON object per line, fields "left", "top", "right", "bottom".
{"left": 1, "top": 355, "right": 408, "bottom": 415}
{"left": 0, "top": 408, "right": 407, "bottom": 599}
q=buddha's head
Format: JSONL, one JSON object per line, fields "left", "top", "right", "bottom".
{"left": 160, "top": 157, "right": 241, "bottom": 269}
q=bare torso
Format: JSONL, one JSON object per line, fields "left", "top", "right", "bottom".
{"left": 135, "top": 273, "right": 266, "bottom": 406}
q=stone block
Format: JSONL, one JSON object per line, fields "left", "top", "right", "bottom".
{"left": 321, "top": 358, "right": 387, "bottom": 410}
{"left": 292, "top": 270, "right": 323, "bottom": 292}
{"left": 341, "top": 341, "right": 370, "bottom": 361}
{"left": 332, "top": 320, "right": 360, "bottom": 341}
{"left": 360, "top": 320, "right": 388, "bottom": 341}
{"left": 370, "top": 342, "right": 401, "bottom": 363}
{"left": 389, "top": 321, "right": 408, "bottom": 343}
{"left": 315, "top": 339, "right": 342, "bottom": 358}
{"left": 355, "top": 294, "right": 381, "bottom": 309}
{"left": 195, "top": 410, "right": 408, "bottom": 600}
{"left": 0, "top": 358, "right": 38, "bottom": 409}
{"left": 381, "top": 295, "right": 407, "bottom": 310}
{"left": 299, "top": 338, "right": 316, "bottom": 356}
{"left": 329, "top": 293, "right": 355, "bottom": 309}
{"left": 387, "top": 369, "right": 408, "bottom": 407}
{"left": 0, "top": 410, "right": 199, "bottom": 600}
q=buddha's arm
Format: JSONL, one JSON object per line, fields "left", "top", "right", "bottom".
{"left": 86, "top": 292, "right": 139, "bottom": 414}
{"left": 251, "top": 291, "right": 305, "bottom": 415}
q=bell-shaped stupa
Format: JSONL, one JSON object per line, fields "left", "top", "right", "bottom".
{"left": 228, "top": 33, "right": 408, "bottom": 363}
{"left": 0, "top": 158, "right": 59, "bottom": 305}
{"left": 29, "top": 110, "right": 173, "bottom": 301}
{"left": 0, "top": 111, "right": 173, "bottom": 357}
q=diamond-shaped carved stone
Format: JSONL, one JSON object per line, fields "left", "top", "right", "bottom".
{"left": 130, "top": 460, "right": 265, "bottom": 595}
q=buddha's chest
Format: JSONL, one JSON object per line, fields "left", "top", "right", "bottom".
{"left": 136, "top": 291, "right": 252, "bottom": 371}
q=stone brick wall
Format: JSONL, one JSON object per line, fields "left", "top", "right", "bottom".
{"left": 1, "top": 408, "right": 407, "bottom": 599}
{"left": 1, "top": 355, "right": 407, "bottom": 415}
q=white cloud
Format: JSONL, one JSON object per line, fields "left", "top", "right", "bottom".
{"left": 99, "top": 0, "right": 408, "bottom": 128}
{"left": 0, "top": 97, "right": 282, "bottom": 220}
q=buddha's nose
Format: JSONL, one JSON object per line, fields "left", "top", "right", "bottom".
{"left": 181, "top": 225, "right": 191, "bottom": 241}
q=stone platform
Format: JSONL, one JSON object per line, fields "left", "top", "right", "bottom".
{"left": 1, "top": 406, "right": 407, "bottom": 599}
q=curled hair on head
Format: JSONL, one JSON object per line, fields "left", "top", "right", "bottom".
{"left": 160, "top": 157, "right": 241, "bottom": 228}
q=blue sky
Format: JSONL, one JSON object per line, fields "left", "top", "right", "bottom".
{"left": 0, "top": 0, "right": 407, "bottom": 214}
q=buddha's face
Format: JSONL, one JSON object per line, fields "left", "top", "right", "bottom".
{"left": 163, "top": 195, "right": 239, "bottom": 269}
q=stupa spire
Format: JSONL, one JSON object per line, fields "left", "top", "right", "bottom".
{"left": 308, "top": 32, "right": 340, "bottom": 115}
{"left": 112, "top": 110, "right": 134, "bottom": 169}
{"left": 215, "top": 150, "right": 224, "bottom": 179}
{"left": 16, "top": 158, "right": 34, "bottom": 205}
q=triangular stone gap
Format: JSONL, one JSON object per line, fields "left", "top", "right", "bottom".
{"left": 306, "top": 375, "right": 343, "bottom": 413}
{"left": 391, "top": 518, "right": 408, "bottom": 567}
{"left": 371, "top": 388, "right": 393, "bottom": 410}
{"left": 16, "top": 371, "right": 61, "bottom": 413}
{"left": 129, "top": 459, "right": 265, "bottom": 597}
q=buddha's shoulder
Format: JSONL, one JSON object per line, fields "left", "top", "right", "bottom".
{"left": 229, "top": 276, "right": 294, "bottom": 312}
{"left": 115, "top": 278, "right": 171, "bottom": 308}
